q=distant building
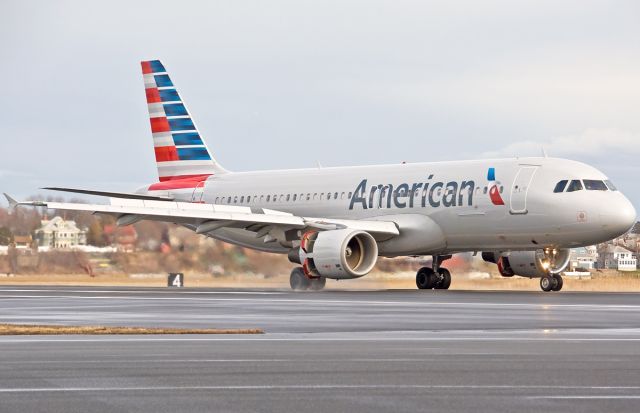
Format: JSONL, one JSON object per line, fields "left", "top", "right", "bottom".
{"left": 103, "top": 225, "right": 138, "bottom": 252}
{"left": 13, "top": 235, "right": 33, "bottom": 250}
{"left": 569, "top": 246, "right": 598, "bottom": 270}
{"left": 34, "top": 217, "right": 87, "bottom": 249}
{"left": 597, "top": 245, "right": 637, "bottom": 271}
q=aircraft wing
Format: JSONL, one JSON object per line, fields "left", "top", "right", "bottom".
{"left": 4, "top": 194, "right": 399, "bottom": 239}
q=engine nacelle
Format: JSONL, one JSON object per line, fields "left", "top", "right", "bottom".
{"left": 289, "top": 229, "right": 379, "bottom": 279}
{"left": 482, "top": 249, "right": 571, "bottom": 278}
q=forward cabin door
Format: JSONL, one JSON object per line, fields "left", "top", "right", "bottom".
{"left": 509, "top": 166, "right": 538, "bottom": 214}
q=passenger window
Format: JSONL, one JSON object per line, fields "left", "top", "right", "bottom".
{"left": 583, "top": 180, "right": 608, "bottom": 191}
{"left": 334, "top": 192, "right": 338, "bottom": 199}
{"left": 286, "top": 194, "right": 290, "bottom": 201}
{"left": 341, "top": 192, "right": 345, "bottom": 199}
{"left": 293, "top": 194, "right": 297, "bottom": 201}
{"left": 483, "top": 187, "right": 487, "bottom": 194}
{"left": 604, "top": 180, "right": 617, "bottom": 191}
{"left": 280, "top": 195, "right": 284, "bottom": 202}
{"left": 306, "top": 193, "right": 310, "bottom": 201}
{"left": 566, "top": 180, "right": 583, "bottom": 192}
{"left": 240, "top": 196, "right": 244, "bottom": 203}
{"left": 553, "top": 180, "right": 568, "bottom": 193}
{"left": 327, "top": 193, "right": 331, "bottom": 200}
{"left": 247, "top": 196, "right": 251, "bottom": 202}
{"left": 348, "top": 192, "right": 352, "bottom": 198}
{"left": 227, "top": 197, "right": 231, "bottom": 203}
{"left": 215, "top": 197, "right": 219, "bottom": 203}
{"left": 233, "top": 196, "right": 238, "bottom": 203}
{"left": 499, "top": 186, "right": 504, "bottom": 194}
{"left": 266, "top": 195, "right": 270, "bottom": 202}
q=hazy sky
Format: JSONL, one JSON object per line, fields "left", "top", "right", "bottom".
{"left": 1, "top": 0, "right": 639, "bottom": 207}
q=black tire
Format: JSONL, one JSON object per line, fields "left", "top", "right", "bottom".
{"left": 290, "top": 267, "right": 310, "bottom": 291}
{"left": 438, "top": 268, "right": 451, "bottom": 290}
{"left": 540, "top": 275, "right": 554, "bottom": 292}
{"left": 416, "top": 267, "right": 435, "bottom": 290}
{"left": 309, "top": 277, "right": 326, "bottom": 291}
{"left": 552, "top": 274, "right": 563, "bottom": 292}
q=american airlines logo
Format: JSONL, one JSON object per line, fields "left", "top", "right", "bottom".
{"left": 349, "top": 175, "right": 476, "bottom": 210}
{"left": 348, "top": 168, "right": 505, "bottom": 210}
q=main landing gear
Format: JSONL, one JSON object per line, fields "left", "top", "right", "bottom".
{"left": 416, "top": 255, "right": 452, "bottom": 290}
{"left": 540, "top": 273, "right": 563, "bottom": 292}
{"left": 290, "top": 267, "right": 326, "bottom": 291}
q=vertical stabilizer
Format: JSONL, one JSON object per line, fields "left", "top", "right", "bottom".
{"left": 141, "top": 59, "right": 228, "bottom": 183}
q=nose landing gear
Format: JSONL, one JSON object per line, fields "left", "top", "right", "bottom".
{"left": 540, "top": 273, "right": 563, "bottom": 292}
{"left": 416, "top": 255, "right": 452, "bottom": 290}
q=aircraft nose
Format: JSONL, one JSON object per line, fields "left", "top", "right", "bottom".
{"left": 601, "top": 196, "right": 637, "bottom": 238}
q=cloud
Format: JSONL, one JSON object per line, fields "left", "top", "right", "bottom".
{"left": 479, "top": 128, "right": 640, "bottom": 159}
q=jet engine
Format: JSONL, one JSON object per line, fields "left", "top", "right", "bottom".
{"left": 482, "top": 249, "right": 571, "bottom": 278}
{"left": 288, "top": 229, "right": 378, "bottom": 279}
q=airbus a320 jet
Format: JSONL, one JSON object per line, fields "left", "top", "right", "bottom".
{"left": 5, "top": 60, "right": 636, "bottom": 292}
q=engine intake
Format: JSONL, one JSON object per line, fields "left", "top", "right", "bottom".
{"left": 289, "top": 229, "right": 379, "bottom": 279}
{"left": 483, "top": 249, "right": 571, "bottom": 278}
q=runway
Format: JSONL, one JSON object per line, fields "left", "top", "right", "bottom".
{"left": 1, "top": 287, "right": 639, "bottom": 412}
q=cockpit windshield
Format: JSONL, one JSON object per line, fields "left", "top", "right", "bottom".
{"left": 553, "top": 180, "right": 568, "bottom": 193}
{"left": 566, "top": 180, "right": 583, "bottom": 192}
{"left": 554, "top": 179, "right": 613, "bottom": 193}
{"left": 583, "top": 180, "right": 608, "bottom": 191}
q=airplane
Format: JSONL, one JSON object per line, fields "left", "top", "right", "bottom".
{"left": 5, "top": 59, "right": 637, "bottom": 292}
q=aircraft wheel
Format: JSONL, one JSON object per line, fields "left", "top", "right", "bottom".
{"left": 290, "top": 267, "right": 310, "bottom": 291}
{"left": 438, "top": 268, "right": 452, "bottom": 290}
{"left": 416, "top": 267, "right": 436, "bottom": 290}
{"left": 551, "top": 274, "right": 563, "bottom": 292}
{"left": 540, "top": 275, "right": 554, "bottom": 292}
{"left": 309, "top": 276, "right": 326, "bottom": 291}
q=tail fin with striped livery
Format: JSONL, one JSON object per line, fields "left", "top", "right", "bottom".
{"left": 141, "top": 59, "right": 228, "bottom": 185}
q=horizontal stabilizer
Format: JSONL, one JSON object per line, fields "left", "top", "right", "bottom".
{"left": 42, "top": 187, "right": 174, "bottom": 201}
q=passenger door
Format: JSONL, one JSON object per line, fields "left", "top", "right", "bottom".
{"left": 191, "top": 181, "right": 205, "bottom": 203}
{"left": 510, "top": 166, "right": 538, "bottom": 214}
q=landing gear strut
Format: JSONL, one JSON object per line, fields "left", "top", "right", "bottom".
{"left": 416, "top": 255, "right": 452, "bottom": 290}
{"left": 290, "top": 267, "right": 326, "bottom": 291}
{"left": 540, "top": 273, "right": 563, "bottom": 292}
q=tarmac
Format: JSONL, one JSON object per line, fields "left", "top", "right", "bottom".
{"left": 0, "top": 286, "right": 639, "bottom": 412}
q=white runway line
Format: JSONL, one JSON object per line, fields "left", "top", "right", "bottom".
{"left": 2, "top": 293, "right": 640, "bottom": 310}
{"left": 0, "top": 289, "right": 284, "bottom": 295}
{"left": 0, "top": 384, "right": 638, "bottom": 393}
{"left": 2, "top": 336, "right": 640, "bottom": 343}
{"left": 528, "top": 396, "right": 640, "bottom": 399}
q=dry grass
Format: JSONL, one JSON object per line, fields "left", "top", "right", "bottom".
{"left": 0, "top": 324, "right": 263, "bottom": 335}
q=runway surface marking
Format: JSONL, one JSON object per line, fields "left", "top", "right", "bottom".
{"left": 0, "top": 384, "right": 638, "bottom": 393}
{"left": 0, "top": 289, "right": 284, "bottom": 295}
{"left": 1, "top": 336, "right": 640, "bottom": 343}
{"left": 2, "top": 293, "right": 640, "bottom": 310}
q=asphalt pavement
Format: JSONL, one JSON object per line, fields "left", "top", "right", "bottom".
{"left": 0, "top": 286, "right": 639, "bottom": 412}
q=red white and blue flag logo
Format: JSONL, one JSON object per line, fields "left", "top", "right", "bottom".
{"left": 487, "top": 167, "right": 505, "bottom": 205}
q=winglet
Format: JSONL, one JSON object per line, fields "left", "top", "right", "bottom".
{"left": 3, "top": 193, "right": 18, "bottom": 209}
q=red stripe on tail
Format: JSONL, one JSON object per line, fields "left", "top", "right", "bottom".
{"left": 145, "top": 87, "right": 161, "bottom": 103}
{"left": 149, "top": 174, "right": 211, "bottom": 190}
{"left": 154, "top": 146, "right": 179, "bottom": 162}
{"left": 141, "top": 61, "right": 152, "bottom": 74}
{"left": 150, "top": 117, "right": 170, "bottom": 133}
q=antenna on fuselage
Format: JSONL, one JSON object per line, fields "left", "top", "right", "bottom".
{"left": 541, "top": 146, "right": 549, "bottom": 158}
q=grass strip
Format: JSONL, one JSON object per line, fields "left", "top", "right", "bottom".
{"left": 0, "top": 324, "right": 263, "bottom": 335}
